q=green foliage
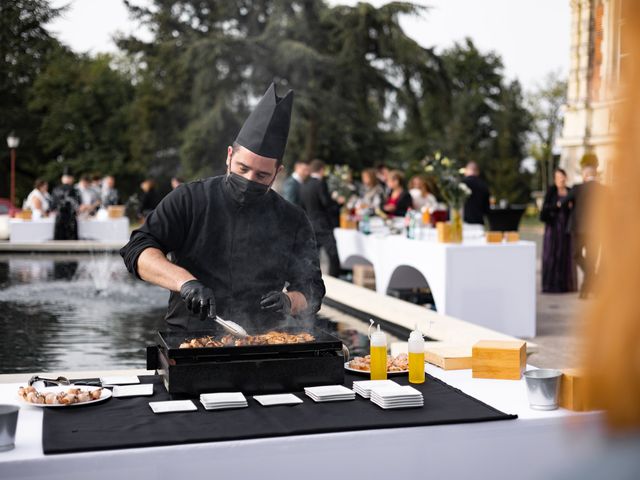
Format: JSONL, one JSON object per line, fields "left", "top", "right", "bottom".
{"left": 526, "top": 71, "right": 567, "bottom": 191}
{"left": 404, "top": 39, "right": 533, "bottom": 204}
{"left": 0, "top": 0, "right": 64, "bottom": 200}
{"left": 117, "top": 0, "right": 447, "bottom": 179}
{"left": 8, "top": 0, "right": 541, "bottom": 204}
{"left": 29, "top": 53, "right": 135, "bottom": 182}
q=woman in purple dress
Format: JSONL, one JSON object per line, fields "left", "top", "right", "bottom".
{"left": 540, "top": 168, "right": 577, "bottom": 293}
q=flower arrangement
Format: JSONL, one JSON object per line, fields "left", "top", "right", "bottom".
{"left": 326, "top": 164, "right": 356, "bottom": 201}
{"left": 424, "top": 152, "right": 471, "bottom": 209}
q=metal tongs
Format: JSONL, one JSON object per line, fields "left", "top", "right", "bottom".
{"left": 215, "top": 315, "right": 248, "bottom": 338}
{"left": 28, "top": 375, "right": 102, "bottom": 389}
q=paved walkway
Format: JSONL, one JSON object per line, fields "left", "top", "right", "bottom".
{"left": 520, "top": 224, "right": 586, "bottom": 369}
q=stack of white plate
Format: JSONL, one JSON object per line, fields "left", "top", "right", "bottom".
{"left": 304, "top": 385, "right": 355, "bottom": 402}
{"left": 200, "top": 392, "right": 248, "bottom": 410}
{"left": 369, "top": 385, "right": 424, "bottom": 409}
{"left": 352, "top": 380, "right": 400, "bottom": 399}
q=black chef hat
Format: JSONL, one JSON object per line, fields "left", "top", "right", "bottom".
{"left": 234, "top": 83, "right": 293, "bottom": 161}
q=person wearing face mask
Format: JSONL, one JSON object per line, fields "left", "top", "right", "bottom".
{"left": 120, "top": 83, "right": 325, "bottom": 332}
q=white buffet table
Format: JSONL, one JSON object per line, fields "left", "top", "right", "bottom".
{"left": 9, "top": 217, "right": 130, "bottom": 244}
{"left": 334, "top": 228, "right": 536, "bottom": 338}
{"left": 0, "top": 366, "right": 602, "bottom": 480}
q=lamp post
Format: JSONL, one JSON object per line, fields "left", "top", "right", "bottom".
{"left": 6, "top": 132, "right": 20, "bottom": 209}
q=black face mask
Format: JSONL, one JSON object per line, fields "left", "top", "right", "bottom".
{"left": 225, "top": 172, "right": 271, "bottom": 207}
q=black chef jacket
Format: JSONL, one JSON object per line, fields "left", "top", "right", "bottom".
{"left": 121, "top": 175, "right": 326, "bottom": 331}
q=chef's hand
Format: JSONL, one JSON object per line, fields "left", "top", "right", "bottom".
{"left": 260, "top": 291, "right": 291, "bottom": 315}
{"left": 179, "top": 280, "right": 216, "bottom": 320}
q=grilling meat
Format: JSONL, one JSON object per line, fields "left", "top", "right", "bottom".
{"left": 179, "top": 331, "right": 315, "bottom": 349}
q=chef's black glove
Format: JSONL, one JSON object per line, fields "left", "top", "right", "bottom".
{"left": 260, "top": 291, "right": 291, "bottom": 314}
{"left": 180, "top": 280, "right": 216, "bottom": 321}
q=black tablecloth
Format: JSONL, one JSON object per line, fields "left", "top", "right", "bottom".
{"left": 43, "top": 374, "right": 516, "bottom": 455}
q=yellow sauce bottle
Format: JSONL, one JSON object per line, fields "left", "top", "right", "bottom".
{"left": 408, "top": 326, "right": 425, "bottom": 384}
{"left": 369, "top": 324, "right": 387, "bottom": 380}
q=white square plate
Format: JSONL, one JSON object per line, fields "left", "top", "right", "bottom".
{"left": 101, "top": 376, "right": 140, "bottom": 386}
{"left": 149, "top": 400, "right": 197, "bottom": 414}
{"left": 304, "top": 385, "right": 354, "bottom": 397}
{"left": 253, "top": 394, "right": 303, "bottom": 406}
{"left": 200, "top": 400, "right": 248, "bottom": 411}
{"left": 370, "top": 385, "right": 422, "bottom": 398}
{"left": 200, "top": 392, "right": 246, "bottom": 403}
{"left": 113, "top": 384, "right": 154, "bottom": 398}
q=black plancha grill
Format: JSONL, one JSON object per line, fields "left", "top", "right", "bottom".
{"left": 147, "top": 328, "right": 345, "bottom": 397}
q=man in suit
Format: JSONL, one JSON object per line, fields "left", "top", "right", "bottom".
{"left": 564, "top": 164, "right": 603, "bottom": 298}
{"left": 462, "top": 161, "right": 490, "bottom": 225}
{"left": 282, "top": 160, "right": 310, "bottom": 207}
{"left": 299, "top": 159, "right": 341, "bottom": 277}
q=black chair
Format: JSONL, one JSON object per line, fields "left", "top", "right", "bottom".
{"left": 487, "top": 205, "right": 526, "bottom": 231}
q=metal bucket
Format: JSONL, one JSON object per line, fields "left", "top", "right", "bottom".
{"left": 524, "top": 369, "right": 562, "bottom": 410}
{"left": 0, "top": 405, "right": 19, "bottom": 452}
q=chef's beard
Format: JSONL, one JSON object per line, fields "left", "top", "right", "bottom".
{"left": 225, "top": 172, "right": 272, "bottom": 207}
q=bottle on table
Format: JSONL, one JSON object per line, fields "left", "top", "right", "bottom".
{"left": 359, "top": 210, "right": 371, "bottom": 235}
{"left": 369, "top": 322, "right": 388, "bottom": 380}
{"left": 408, "top": 324, "right": 425, "bottom": 384}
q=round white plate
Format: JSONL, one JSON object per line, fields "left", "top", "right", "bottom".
{"left": 18, "top": 385, "right": 112, "bottom": 408}
{"left": 344, "top": 362, "right": 408, "bottom": 376}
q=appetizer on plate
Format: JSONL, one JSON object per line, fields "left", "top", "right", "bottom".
{"left": 348, "top": 353, "right": 409, "bottom": 373}
{"left": 18, "top": 385, "right": 103, "bottom": 405}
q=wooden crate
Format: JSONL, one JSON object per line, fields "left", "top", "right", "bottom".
{"left": 425, "top": 345, "right": 472, "bottom": 370}
{"left": 486, "top": 231, "right": 503, "bottom": 243}
{"left": 352, "top": 264, "right": 375, "bottom": 290}
{"left": 436, "top": 222, "right": 451, "bottom": 243}
{"left": 504, "top": 231, "right": 520, "bottom": 242}
{"left": 472, "top": 340, "right": 526, "bottom": 380}
{"left": 559, "top": 369, "right": 594, "bottom": 411}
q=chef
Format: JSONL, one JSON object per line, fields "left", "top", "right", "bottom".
{"left": 121, "top": 83, "right": 325, "bottom": 331}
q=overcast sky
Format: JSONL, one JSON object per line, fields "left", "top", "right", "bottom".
{"left": 48, "top": 0, "right": 571, "bottom": 91}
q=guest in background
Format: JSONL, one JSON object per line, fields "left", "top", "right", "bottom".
{"left": 299, "top": 159, "right": 341, "bottom": 276}
{"left": 540, "top": 168, "right": 576, "bottom": 293}
{"left": 462, "top": 161, "right": 490, "bottom": 225}
{"left": 563, "top": 163, "right": 604, "bottom": 299}
{"left": 101, "top": 175, "right": 119, "bottom": 207}
{"left": 91, "top": 174, "right": 102, "bottom": 200}
{"left": 409, "top": 174, "right": 438, "bottom": 212}
{"left": 171, "top": 176, "right": 184, "bottom": 190}
{"left": 24, "top": 178, "right": 51, "bottom": 218}
{"left": 77, "top": 175, "right": 100, "bottom": 215}
{"left": 359, "top": 168, "right": 385, "bottom": 212}
{"left": 382, "top": 170, "right": 413, "bottom": 217}
{"left": 282, "top": 160, "right": 310, "bottom": 207}
{"left": 138, "top": 179, "right": 160, "bottom": 221}
{"left": 51, "top": 170, "right": 81, "bottom": 240}
{"left": 376, "top": 163, "right": 391, "bottom": 196}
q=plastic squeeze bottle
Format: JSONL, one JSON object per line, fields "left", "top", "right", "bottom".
{"left": 408, "top": 325, "right": 425, "bottom": 384}
{"left": 369, "top": 323, "right": 388, "bottom": 380}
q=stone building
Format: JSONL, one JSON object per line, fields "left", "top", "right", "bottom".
{"left": 559, "top": 0, "right": 626, "bottom": 183}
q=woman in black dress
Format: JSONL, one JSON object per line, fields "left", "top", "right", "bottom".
{"left": 540, "top": 168, "right": 577, "bottom": 293}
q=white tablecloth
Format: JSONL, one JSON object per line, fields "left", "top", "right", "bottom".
{"left": 9, "top": 217, "right": 130, "bottom": 244}
{"left": 335, "top": 228, "right": 536, "bottom": 338}
{"left": 0, "top": 366, "right": 602, "bottom": 480}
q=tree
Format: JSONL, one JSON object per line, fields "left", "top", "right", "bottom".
{"left": 28, "top": 52, "right": 136, "bottom": 185}
{"left": 526, "top": 71, "right": 567, "bottom": 192}
{"left": 419, "top": 39, "right": 532, "bottom": 203}
{"left": 0, "top": 0, "right": 65, "bottom": 200}
{"left": 118, "top": 0, "right": 447, "bottom": 178}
